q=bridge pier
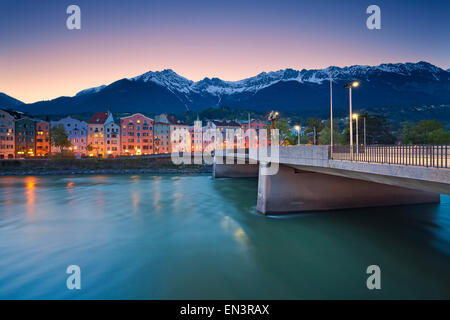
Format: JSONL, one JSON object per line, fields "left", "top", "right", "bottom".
{"left": 212, "top": 162, "right": 259, "bottom": 178}
{"left": 257, "top": 163, "right": 440, "bottom": 215}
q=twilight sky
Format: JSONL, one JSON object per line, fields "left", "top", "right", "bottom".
{"left": 0, "top": 0, "right": 449, "bottom": 103}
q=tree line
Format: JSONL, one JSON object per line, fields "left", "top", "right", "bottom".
{"left": 274, "top": 114, "right": 450, "bottom": 146}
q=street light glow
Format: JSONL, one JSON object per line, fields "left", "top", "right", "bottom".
{"left": 294, "top": 125, "right": 300, "bottom": 131}
{"left": 352, "top": 81, "right": 359, "bottom": 88}
{"left": 352, "top": 113, "right": 358, "bottom": 119}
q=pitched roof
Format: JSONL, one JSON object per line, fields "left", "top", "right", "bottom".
{"left": 167, "top": 115, "right": 187, "bottom": 125}
{"left": 88, "top": 112, "right": 109, "bottom": 124}
{"left": 211, "top": 120, "right": 241, "bottom": 127}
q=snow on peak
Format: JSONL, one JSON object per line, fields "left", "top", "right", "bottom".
{"left": 75, "top": 61, "right": 446, "bottom": 97}
{"left": 76, "top": 85, "right": 106, "bottom": 96}
{"left": 131, "top": 69, "right": 194, "bottom": 94}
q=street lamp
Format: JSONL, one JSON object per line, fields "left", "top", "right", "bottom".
{"left": 353, "top": 113, "right": 359, "bottom": 157}
{"left": 344, "top": 81, "right": 359, "bottom": 160}
{"left": 363, "top": 116, "right": 366, "bottom": 147}
{"left": 330, "top": 72, "right": 333, "bottom": 157}
{"left": 294, "top": 125, "right": 300, "bottom": 145}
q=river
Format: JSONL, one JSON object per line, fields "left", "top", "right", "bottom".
{"left": 0, "top": 174, "right": 449, "bottom": 299}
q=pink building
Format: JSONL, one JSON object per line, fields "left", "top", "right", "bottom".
{"left": 241, "top": 119, "right": 268, "bottom": 148}
{"left": 120, "top": 113, "right": 154, "bottom": 155}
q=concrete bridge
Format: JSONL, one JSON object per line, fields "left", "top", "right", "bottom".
{"left": 213, "top": 146, "right": 450, "bottom": 215}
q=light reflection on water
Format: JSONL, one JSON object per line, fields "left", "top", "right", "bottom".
{"left": 0, "top": 174, "right": 449, "bottom": 299}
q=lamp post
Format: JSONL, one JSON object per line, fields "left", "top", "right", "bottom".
{"left": 294, "top": 125, "right": 300, "bottom": 145}
{"left": 344, "top": 81, "right": 359, "bottom": 160}
{"left": 363, "top": 116, "right": 366, "bottom": 147}
{"left": 330, "top": 72, "right": 333, "bottom": 157}
{"left": 313, "top": 126, "right": 316, "bottom": 145}
{"left": 353, "top": 113, "right": 359, "bottom": 157}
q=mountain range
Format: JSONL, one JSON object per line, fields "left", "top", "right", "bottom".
{"left": 2, "top": 61, "right": 450, "bottom": 120}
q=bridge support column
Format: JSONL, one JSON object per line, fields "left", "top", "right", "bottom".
{"left": 257, "top": 164, "right": 440, "bottom": 215}
{"left": 213, "top": 162, "right": 259, "bottom": 178}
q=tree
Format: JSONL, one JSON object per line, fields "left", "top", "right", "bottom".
{"left": 50, "top": 125, "right": 71, "bottom": 152}
{"left": 319, "top": 124, "right": 344, "bottom": 145}
{"left": 342, "top": 113, "right": 396, "bottom": 145}
{"left": 400, "top": 120, "right": 449, "bottom": 145}
{"left": 304, "top": 118, "right": 325, "bottom": 145}
{"left": 266, "top": 118, "right": 296, "bottom": 145}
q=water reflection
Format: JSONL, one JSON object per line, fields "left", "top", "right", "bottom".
{"left": 0, "top": 174, "right": 449, "bottom": 299}
{"left": 24, "top": 176, "right": 36, "bottom": 219}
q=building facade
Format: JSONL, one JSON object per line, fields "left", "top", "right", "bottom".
{"left": 241, "top": 119, "right": 268, "bottom": 148}
{"left": 155, "top": 113, "right": 190, "bottom": 153}
{"left": 0, "top": 109, "right": 16, "bottom": 159}
{"left": 120, "top": 113, "right": 154, "bottom": 155}
{"left": 35, "top": 121, "right": 50, "bottom": 157}
{"left": 105, "top": 122, "right": 120, "bottom": 157}
{"left": 87, "top": 111, "right": 114, "bottom": 157}
{"left": 15, "top": 117, "right": 36, "bottom": 158}
{"left": 209, "top": 120, "right": 242, "bottom": 150}
{"left": 189, "top": 117, "right": 203, "bottom": 153}
{"left": 154, "top": 122, "right": 170, "bottom": 154}
{"left": 51, "top": 116, "right": 88, "bottom": 156}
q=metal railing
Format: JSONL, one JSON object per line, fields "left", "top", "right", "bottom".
{"left": 331, "top": 145, "right": 449, "bottom": 169}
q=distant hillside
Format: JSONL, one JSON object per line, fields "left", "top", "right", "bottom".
{"left": 0, "top": 93, "right": 24, "bottom": 108}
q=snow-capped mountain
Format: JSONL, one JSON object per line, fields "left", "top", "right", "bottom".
{"left": 78, "top": 61, "right": 447, "bottom": 97}
{"left": 15, "top": 61, "right": 450, "bottom": 117}
{"left": 76, "top": 85, "right": 107, "bottom": 96}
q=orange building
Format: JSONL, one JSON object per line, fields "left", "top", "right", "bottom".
{"left": 35, "top": 121, "right": 50, "bottom": 157}
{"left": 120, "top": 113, "right": 154, "bottom": 155}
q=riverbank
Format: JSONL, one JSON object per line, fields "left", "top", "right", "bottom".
{"left": 0, "top": 158, "right": 212, "bottom": 175}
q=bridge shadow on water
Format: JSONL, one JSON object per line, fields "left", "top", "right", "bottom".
{"left": 212, "top": 177, "right": 450, "bottom": 299}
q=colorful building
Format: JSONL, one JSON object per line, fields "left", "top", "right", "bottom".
{"left": 50, "top": 116, "right": 88, "bottom": 156}
{"left": 120, "top": 113, "right": 154, "bottom": 155}
{"left": 208, "top": 120, "right": 242, "bottom": 149}
{"left": 189, "top": 117, "right": 203, "bottom": 153}
{"left": 241, "top": 119, "right": 268, "bottom": 148}
{"left": 35, "top": 121, "right": 50, "bottom": 157}
{"left": 154, "top": 113, "right": 190, "bottom": 153}
{"left": 87, "top": 111, "right": 114, "bottom": 157}
{"left": 154, "top": 122, "right": 170, "bottom": 154}
{"left": 0, "top": 109, "right": 16, "bottom": 159}
{"left": 15, "top": 117, "right": 36, "bottom": 158}
{"left": 105, "top": 122, "right": 120, "bottom": 157}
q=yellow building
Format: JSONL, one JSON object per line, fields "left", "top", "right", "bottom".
{"left": 87, "top": 111, "right": 114, "bottom": 157}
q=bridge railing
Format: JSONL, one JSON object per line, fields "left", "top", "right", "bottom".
{"left": 331, "top": 145, "right": 449, "bottom": 169}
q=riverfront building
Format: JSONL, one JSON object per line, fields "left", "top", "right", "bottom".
{"left": 1, "top": 107, "right": 264, "bottom": 158}
{"left": 50, "top": 116, "right": 88, "bottom": 156}
{"left": 154, "top": 113, "right": 190, "bottom": 153}
{"left": 0, "top": 109, "right": 16, "bottom": 159}
{"left": 35, "top": 121, "right": 50, "bottom": 157}
{"left": 208, "top": 120, "right": 242, "bottom": 149}
{"left": 189, "top": 117, "right": 203, "bottom": 153}
{"left": 120, "top": 113, "right": 154, "bottom": 155}
{"left": 240, "top": 119, "right": 268, "bottom": 148}
{"left": 105, "top": 122, "right": 120, "bottom": 157}
{"left": 15, "top": 117, "right": 36, "bottom": 158}
{"left": 154, "top": 121, "right": 170, "bottom": 154}
{"left": 87, "top": 111, "right": 114, "bottom": 157}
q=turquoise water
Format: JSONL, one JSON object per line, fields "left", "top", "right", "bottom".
{"left": 0, "top": 174, "right": 449, "bottom": 299}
